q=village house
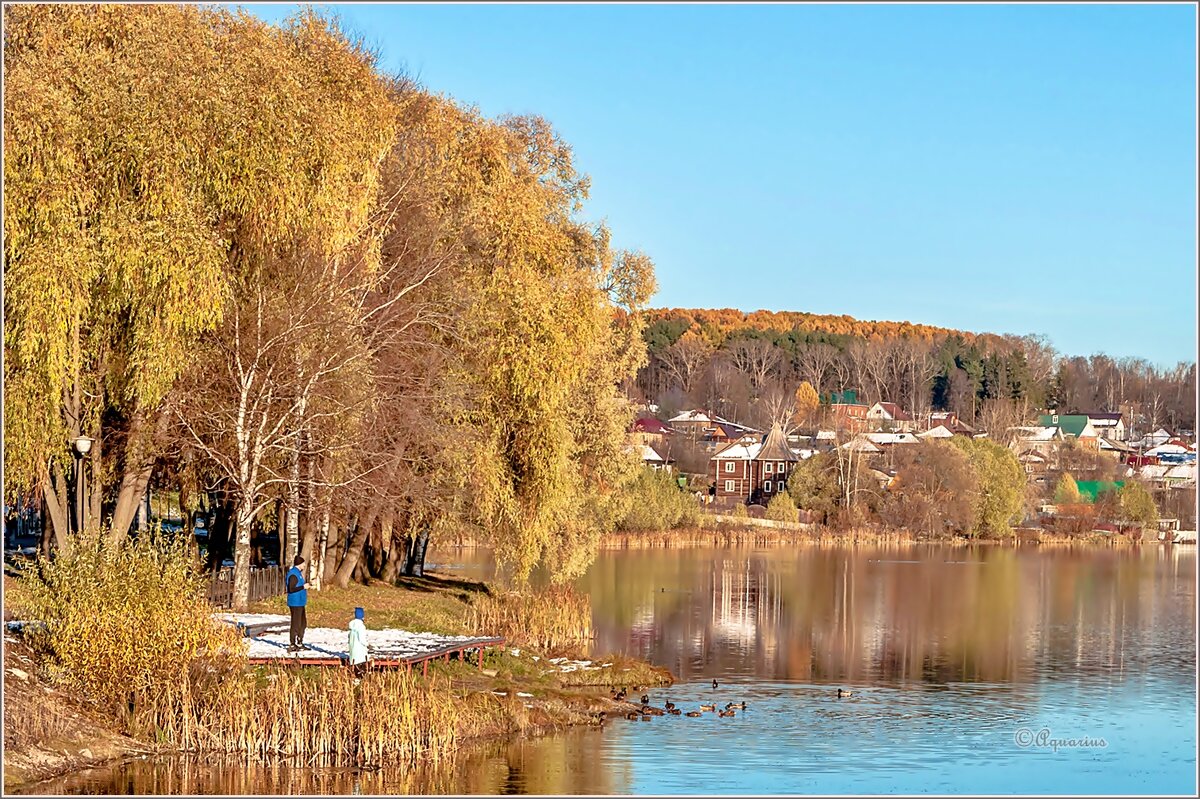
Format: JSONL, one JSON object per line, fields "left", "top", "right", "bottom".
{"left": 866, "top": 401, "right": 917, "bottom": 432}
{"left": 668, "top": 409, "right": 714, "bottom": 440}
{"left": 702, "top": 418, "right": 760, "bottom": 451}
{"left": 829, "top": 402, "right": 870, "bottom": 433}
{"left": 630, "top": 416, "right": 674, "bottom": 448}
{"left": 1082, "top": 412, "right": 1127, "bottom": 441}
{"left": 926, "top": 411, "right": 975, "bottom": 436}
{"left": 710, "top": 425, "right": 800, "bottom": 506}
{"left": 637, "top": 444, "right": 674, "bottom": 472}
{"left": 1038, "top": 414, "right": 1100, "bottom": 449}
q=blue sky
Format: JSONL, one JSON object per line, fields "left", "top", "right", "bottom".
{"left": 242, "top": 2, "right": 1196, "bottom": 366}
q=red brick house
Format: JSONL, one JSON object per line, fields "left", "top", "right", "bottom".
{"left": 711, "top": 425, "right": 801, "bottom": 505}
{"left": 829, "top": 403, "right": 870, "bottom": 433}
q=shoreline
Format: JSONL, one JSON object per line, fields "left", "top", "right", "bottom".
{"left": 3, "top": 589, "right": 673, "bottom": 794}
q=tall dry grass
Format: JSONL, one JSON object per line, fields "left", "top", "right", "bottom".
{"left": 140, "top": 661, "right": 460, "bottom": 767}
{"left": 466, "top": 585, "right": 592, "bottom": 653}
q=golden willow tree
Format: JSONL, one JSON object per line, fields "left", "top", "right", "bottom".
{"left": 3, "top": 7, "right": 392, "bottom": 549}
{"left": 6, "top": 4, "right": 656, "bottom": 608}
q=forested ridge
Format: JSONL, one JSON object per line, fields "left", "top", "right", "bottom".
{"left": 638, "top": 307, "right": 1196, "bottom": 433}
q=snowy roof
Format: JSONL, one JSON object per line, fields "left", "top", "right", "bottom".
{"left": 841, "top": 437, "right": 882, "bottom": 453}
{"left": 918, "top": 425, "right": 954, "bottom": 439}
{"left": 1010, "top": 426, "right": 1061, "bottom": 442}
{"left": 815, "top": 430, "right": 837, "bottom": 441}
{"left": 668, "top": 409, "right": 712, "bottom": 424}
{"left": 1140, "top": 464, "right": 1197, "bottom": 482}
{"left": 712, "top": 435, "right": 762, "bottom": 460}
{"left": 639, "top": 444, "right": 664, "bottom": 462}
{"left": 791, "top": 448, "right": 817, "bottom": 460}
{"left": 864, "top": 432, "right": 919, "bottom": 446}
{"left": 1146, "top": 442, "right": 1192, "bottom": 456}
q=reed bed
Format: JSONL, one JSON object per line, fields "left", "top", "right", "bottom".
{"left": 139, "top": 660, "right": 460, "bottom": 767}
{"left": 467, "top": 585, "right": 592, "bottom": 654}
{"left": 599, "top": 523, "right": 923, "bottom": 549}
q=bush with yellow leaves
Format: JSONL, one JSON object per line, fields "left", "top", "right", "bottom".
{"left": 21, "top": 529, "right": 238, "bottom": 723}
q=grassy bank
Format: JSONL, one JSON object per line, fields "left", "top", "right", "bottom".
{"left": 4, "top": 550, "right": 672, "bottom": 791}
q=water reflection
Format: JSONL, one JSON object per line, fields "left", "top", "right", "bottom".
{"left": 576, "top": 544, "right": 1196, "bottom": 689}
{"left": 23, "top": 543, "right": 1197, "bottom": 795}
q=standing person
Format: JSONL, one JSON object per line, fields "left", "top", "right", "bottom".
{"left": 348, "top": 607, "right": 369, "bottom": 678}
{"left": 286, "top": 555, "right": 307, "bottom": 652}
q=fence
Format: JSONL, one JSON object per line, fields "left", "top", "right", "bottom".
{"left": 206, "top": 565, "right": 285, "bottom": 608}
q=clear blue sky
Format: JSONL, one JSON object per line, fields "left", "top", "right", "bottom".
{"left": 242, "top": 2, "right": 1197, "bottom": 366}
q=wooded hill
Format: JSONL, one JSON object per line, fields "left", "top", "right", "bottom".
{"left": 636, "top": 308, "right": 1196, "bottom": 434}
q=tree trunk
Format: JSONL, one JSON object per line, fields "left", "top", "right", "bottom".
{"left": 298, "top": 510, "right": 315, "bottom": 571}
{"left": 43, "top": 462, "right": 71, "bottom": 551}
{"left": 375, "top": 512, "right": 394, "bottom": 578}
{"left": 109, "top": 409, "right": 166, "bottom": 545}
{"left": 380, "top": 516, "right": 403, "bottom": 584}
{"left": 284, "top": 431, "right": 304, "bottom": 567}
{"left": 88, "top": 433, "right": 103, "bottom": 532}
{"left": 405, "top": 527, "right": 430, "bottom": 577}
{"left": 312, "top": 508, "right": 331, "bottom": 590}
{"left": 207, "top": 496, "right": 234, "bottom": 571}
{"left": 397, "top": 530, "right": 415, "bottom": 577}
{"left": 334, "top": 505, "right": 378, "bottom": 588}
{"left": 231, "top": 497, "right": 256, "bottom": 611}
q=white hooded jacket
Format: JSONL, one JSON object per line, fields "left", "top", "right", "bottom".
{"left": 348, "top": 618, "right": 368, "bottom": 665}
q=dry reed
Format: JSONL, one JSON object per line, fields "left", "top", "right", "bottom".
{"left": 138, "top": 660, "right": 459, "bottom": 767}
{"left": 466, "top": 585, "right": 592, "bottom": 653}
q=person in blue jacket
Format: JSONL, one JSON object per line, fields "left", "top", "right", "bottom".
{"left": 286, "top": 555, "right": 308, "bottom": 652}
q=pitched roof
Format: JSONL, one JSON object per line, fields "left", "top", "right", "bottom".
{"left": 872, "top": 402, "right": 914, "bottom": 421}
{"left": 631, "top": 417, "right": 674, "bottom": 435}
{"left": 1038, "top": 414, "right": 1096, "bottom": 437}
{"left": 668, "top": 409, "right": 712, "bottom": 424}
{"left": 841, "top": 437, "right": 882, "bottom": 453}
{"left": 712, "top": 435, "right": 762, "bottom": 461}
{"left": 918, "top": 425, "right": 954, "bottom": 439}
{"left": 755, "top": 424, "right": 798, "bottom": 462}
{"left": 1010, "top": 426, "right": 1062, "bottom": 442}
{"left": 864, "top": 432, "right": 920, "bottom": 446}
{"left": 639, "top": 445, "right": 664, "bottom": 462}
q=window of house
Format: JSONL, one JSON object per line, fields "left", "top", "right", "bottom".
{"left": 778, "top": 481, "right": 785, "bottom": 492}
{"left": 724, "top": 462, "right": 735, "bottom": 473}
{"left": 777, "top": 462, "right": 784, "bottom": 472}
{"left": 764, "top": 481, "right": 773, "bottom": 493}
{"left": 764, "top": 462, "right": 773, "bottom": 474}
{"left": 724, "top": 480, "right": 735, "bottom": 492}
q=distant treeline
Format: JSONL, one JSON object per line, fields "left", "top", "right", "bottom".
{"left": 636, "top": 308, "right": 1196, "bottom": 432}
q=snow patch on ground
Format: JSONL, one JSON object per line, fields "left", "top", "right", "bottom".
{"left": 244, "top": 627, "right": 500, "bottom": 662}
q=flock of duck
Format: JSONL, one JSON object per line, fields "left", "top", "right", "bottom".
{"left": 606, "top": 679, "right": 855, "bottom": 722}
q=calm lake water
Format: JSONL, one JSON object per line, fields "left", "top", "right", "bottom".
{"left": 28, "top": 543, "right": 1198, "bottom": 795}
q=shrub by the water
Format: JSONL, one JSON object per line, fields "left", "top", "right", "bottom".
{"left": 764, "top": 492, "right": 800, "bottom": 523}
{"left": 616, "top": 467, "right": 700, "bottom": 532}
{"left": 21, "top": 529, "right": 237, "bottom": 721}
{"left": 731, "top": 502, "right": 749, "bottom": 519}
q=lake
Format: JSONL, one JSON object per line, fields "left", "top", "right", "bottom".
{"left": 27, "top": 542, "right": 1198, "bottom": 795}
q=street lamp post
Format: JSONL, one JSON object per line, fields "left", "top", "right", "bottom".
{"left": 73, "top": 436, "right": 94, "bottom": 534}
